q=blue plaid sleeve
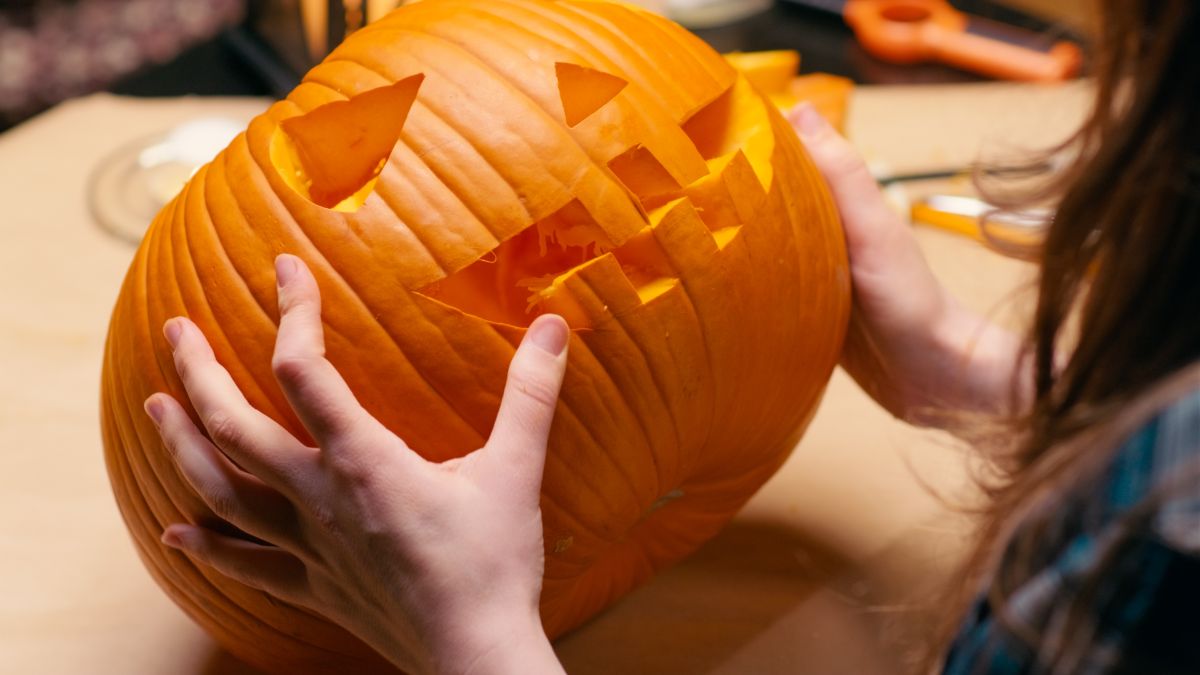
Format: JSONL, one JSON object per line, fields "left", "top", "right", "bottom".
{"left": 942, "top": 387, "right": 1200, "bottom": 675}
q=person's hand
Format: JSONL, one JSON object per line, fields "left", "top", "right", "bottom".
{"left": 788, "top": 103, "right": 1027, "bottom": 425}
{"left": 144, "top": 255, "right": 569, "bottom": 675}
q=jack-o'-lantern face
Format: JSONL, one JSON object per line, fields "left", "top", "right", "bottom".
{"left": 100, "top": 1, "right": 850, "bottom": 673}
{"left": 267, "top": 20, "right": 781, "bottom": 329}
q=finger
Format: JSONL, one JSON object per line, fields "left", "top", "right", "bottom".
{"left": 271, "top": 254, "right": 389, "bottom": 448}
{"left": 164, "top": 316, "right": 314, "bottom": 491}
{"left": 162, "top": 523, "right": 310, "bottom": 604}
{"left": 481, "top": 314, "right": 569, "bottom": 499}
{"left": 146, "top": 393, "right": 305, "bottom": 553}
{"left": 788, "top": 103, "right": 942, "bottom": 306}
{"left": 787, "top": 103, "right": 911, "bottom": 256}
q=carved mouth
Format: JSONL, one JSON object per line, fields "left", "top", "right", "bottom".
{"left": 416, "top": 72, "right": 775, "bottom": 327}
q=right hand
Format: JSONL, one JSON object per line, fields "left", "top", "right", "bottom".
{"left": 788, "top": 103, "right": 1026, "bottom": 425}
{"left": 148, "top": 255, "right": 568, "bottom": 675}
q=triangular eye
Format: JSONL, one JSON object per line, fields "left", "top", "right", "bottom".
{"left": 278, "top": 73, "right": 424, "bottom": 210}
{"left": 555, "top": 62, "right": 627, "bottom": 127}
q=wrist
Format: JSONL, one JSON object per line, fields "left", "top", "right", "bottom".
{"left": 431, "top": 609, "right": 562, "bottom": 675}
{"left": 930, "top": 297, "right": 1028, "bottom": 420}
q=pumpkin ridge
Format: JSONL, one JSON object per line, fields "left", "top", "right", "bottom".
{"left": 636, "top": 279, "right": 716, "bottom": 480}
{"left": 568, "top": 330, "right": 667, "bottom": 498}
{"left": 536, "top": 469, "right": 614, "bottom": 551}
{"left": 107, "top": 291, "right": 294, "bottom": 656}
{"left": 475, "top": 321, "right": 662, "bottom": 530}
{"left": 198, "top": 157, "right": 281, "bottom": 327}
{"left": 494, "top": 0, "right": 698, "bottom": 114}
{"left": 148, "top": 193, "right": 244, "bottom": 470}
{"left": 560, "top": 0, "right": 731, "bottom": 106}
{"left": 616, "top": 283, "right": 714, "bottom": 481}
{"left": 202, "top": 146, "right": 351, "bottom": 431}
{"left": 398, "top": 8, "right": 689, "bottom": 139}
{"left": 642, "top": 214, "right": 723, "bottom": 465}
{"left": 544, "top": 380, "right": 647, "bottom": 524}
{"left": 145, "top": 194, "right": 187, "bottom": 396}
{"left": 369, "top": 165, "right": 455, "bottom": 276}
{"left": 553, "top": 325, "right": 664, "bottom": 513}
{"left": 107, "top": 288, "right": 176, "bottom": 537}
{"left": 185, "top": 159, "right": 301, "bottom": 426}
{"left": 571, "top": 275, "right": 679, "bottom": 496}
{"left": 373, "top": 149, "right": 502, "bottom": 272}
{"left": 473, "top": 0, "right": 685, "bottom": 91}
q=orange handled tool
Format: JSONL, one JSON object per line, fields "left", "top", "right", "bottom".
{"left": 791, "top": 0, "right": 1082, "bottom": 82}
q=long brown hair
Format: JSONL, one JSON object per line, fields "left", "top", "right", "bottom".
{"left": 935, "top": 0, "right": 1200, "bottom": 671}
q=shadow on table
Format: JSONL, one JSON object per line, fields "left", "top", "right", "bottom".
{"left": 554, "top": 518, "right": 905, "bottom": 674}
{"left": 201, "top": 648, "right": 268, "bottom": 675}
{"left": 195, "top": 516, "right": 928, "bottom": 675}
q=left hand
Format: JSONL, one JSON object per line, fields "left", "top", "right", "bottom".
{"left": 145, "top": 254, "right": 569, "bottom": 675}
{"left": 788, "top": 103, "right": 1027, "bottom": 426}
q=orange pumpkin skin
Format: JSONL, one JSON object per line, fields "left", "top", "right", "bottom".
{"left": 100, "top": 1, "right": 850, "bottom": 672}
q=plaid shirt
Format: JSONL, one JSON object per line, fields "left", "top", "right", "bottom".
{"left": 943, "top": 386, "right": 1200, "bottom": 674}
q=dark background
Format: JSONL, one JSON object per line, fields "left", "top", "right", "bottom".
{"left": 110, "top": 0, "right": 1085, "bottom": 101}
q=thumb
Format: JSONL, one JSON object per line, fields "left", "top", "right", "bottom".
{"left": 787, "top": 102, "right": 904, "bottom": 256}
{"left": 479, "top": 314, "right": 570, "bottom": 499}
{"left": 788, "top": 102, "right": 940, "bottom": 303}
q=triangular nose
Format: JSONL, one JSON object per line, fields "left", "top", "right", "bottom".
{"left": 555, "top": 62, "right": 628, "bottom": 127}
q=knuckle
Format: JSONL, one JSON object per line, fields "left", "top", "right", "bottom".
{"left": 281, "top": 295, "right": 317, "bottom": 317}
{"left": 173, "top": 352, "right": 196, "bottom": 382}
{"left": 271, "top": 353, "right": 319, "bottom": 388}
{"left": 324, "top": 451, "right": 374, "bottom": 487}
{"left": 307, "top": 503, "right": 343, "bottom": 538}
{"left": 223, "top": 558, "right": 264, "bottom": 590}
{"left": 159, "top": 428, "right": 181, "bottom": 458}
{"left": 204, "top": 410, "right": 246, "bottom": 450}
{"left": 204, "top": 490, "right": 238, "bottom": 521}
{"left": 826, "top": 145, "right": 869, "bottom": 181}
{"left": 508, "top": 368, "right": 561, "bottom": 409}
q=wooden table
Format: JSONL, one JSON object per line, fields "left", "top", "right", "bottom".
{"left": 0, "top": 82, "right": 1086, "bottom": 674}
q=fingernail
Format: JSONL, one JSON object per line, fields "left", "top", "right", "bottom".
{"left": 144, "top": 396, "right": 164, "bottom": 426}
{"left": 528, "top": 315, "right": 568, "bottom": 356}
{"left": 791, "top": 102, "right": 827, "bottom": 140}
{"left": 163, "top": 318, "right": 183, "bottom": 348}
{"left": 161, "top": 529, "right": 182, "bottom": 549}
{"left": 275, "top": 255, "right": 299, "bottom": 287}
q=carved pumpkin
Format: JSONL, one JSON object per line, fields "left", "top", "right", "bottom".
{"left": 100, "top": 1, "right": 850, "bottom": 672}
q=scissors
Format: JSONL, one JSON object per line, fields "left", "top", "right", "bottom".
{"left": 786, "top": 0, "right": 1082, "bottom": 81}
{"left": 911, "top": 194, "right": 1050, "bottom": 260}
